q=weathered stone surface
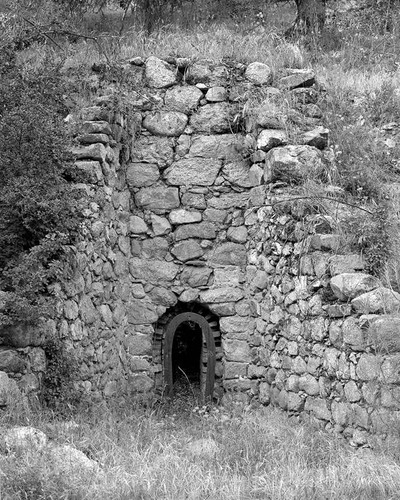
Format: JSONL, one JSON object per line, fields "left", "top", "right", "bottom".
{"left": 49, "top": 443, "right": 99, "bottom": 474}
{"left": 245, "top": 62, "right": 273, "bottom": 85}
{"left": 181, "top": 267, "right": 212, "bottom": 287}
{"left": 165, "top": 85, "right": 203, "bottom": 113}
{"left": 223, "top": 339, "right": 251, "bottom": 362}
{"left": 131, "top": 136, "right": 174, "bottom": 168}
{"left": 151, "top": 214, "right": 171, "bottom": 235}
{"left": 304, "top": 397, "right": 331, "bottom": 420}
{"left": 80, "top": 296, "right": 98, "bottom": 324}
{"left": 174, "top": 222, "right": 216, "bottom": 241}
{"left": 74, "top": 161, "right": 103, "bottom": 184}
{"left": 129, "top": 258, "right": 178, "bottom": 284}
{"left": 200, "top": 287, "right": 244, "bottom": 303}
{"left": 171, "top": 240, "right": 204, "bottom": 261}
{"left": 190, "top": 103, "right": 234, "bottom": 134}
{"left": 126, "top": 163, "right": 159, "bottom": 188}
{"left": 188, "top": 134, "right": 244, "bottom": 160}
{"left": 301, "top": 127, "right": 329, "bottom": 149}
{"left": 127, "top": 299, "right": 158, "bottom": 324}
{"left": 222, "top": 161, "right": 255, "bottom": 188}
{"left": 185, "top": 61, "right": 229, "bottom": 86}
{"left": 329, "top": 255, "right": 365, "bottom": 275}
{"left": 205, "top": 86, "right": 227, "bottom": 102}
{"left": 149, "top": 287, "right": 177, "bottom": 307}
{"left": 330, "top": 273, "right": 381, "bottom": 301}
{"left": 356, "top": 354, "right": 380, "bottom": 381}
{"left": 181, "top": 192, "right": 206, "bottom": 209}
{"left": 79, "top": 120, "right": 112, "bottom": 135}
{"left": 169, "top": 209, "right": 202, "bottom": 225}
{"left": 124, "top": 332, "right": 152, "bottom": 356}
{"left": 298, "top": 374, "right": 320, "bottom": 395}
{"left": 254, "top": 100, "right": 284, "bottom": 129}
{"left": 344, "top": 380, "right": 361, "bottom": 402}
{"left": 227, "top": 226, "right": 248, "bottom": 244}
{"left": 264, "top": 145, "right": 323, "bottom": 184}
{"left": 342, "top": 317, "right": 365, "bottom": 351}
{"left": 352, "top": 287, "right": 400, "bottom": 314}
{"left": 278, "top": 69, "right": 315, "bottom": 90}
{"left": 145, "top": 56, "right": 177, "bottom": 88}
{"left": 143, "top": 111, "right": 188, "bottom": 136}
{"left": 129, "top": 215, "right": 148, "bottom": 234}
{"left": 368, "top": 316, "right": 400, "bottom": 352}
{"left": 257, "top": 129, "right": 287, "bottom": 152}
{"left": 207, "top": 192, "right": 249, "bottom": 209}
{"left": 209, "top": 243, "right": 247, "bottom": 267}
{"left": 79, "top": 132, "right": 109, "bottom": 145}
{"left": 179, "top": 289, "right": 199, "bottom": 302}
{"left": 0, "top": 323, "right": 43, "bottom": 348}
{"left": 331, "top": 401, "right": 350, "bottom": 426}
{"left": 208, "top": 302, "right": 236, "bottom": 316}
{"left": 224, "top": 361, "right": 248, "bottom": 378}
{"left": 381, "top": 355, "right": 400, "bottom": 384}
{"left": 135, "top": 186, "right": 180, "bottom": 210}
{"left": 213, "top": 267, "right": 243, "bottom": 287}
{"left": 72, "top": 143, "right": 106, "bottom": 162}
{"left": 220, "top": 316, "right": 255, "bottom": 335}
{"left": 164, "top": 158, "right": 221, "bottom": 186}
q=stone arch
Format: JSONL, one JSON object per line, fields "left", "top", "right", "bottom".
{"left": 153, "top": 302, "right": 222, "bottom": 401}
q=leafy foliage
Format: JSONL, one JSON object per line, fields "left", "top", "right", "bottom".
{"left": 0, "top": 47, "right": 83, "bottom": 325}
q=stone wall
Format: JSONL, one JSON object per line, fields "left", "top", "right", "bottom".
{"left": 2, "top": 55, "right": 400, "bottom": 440}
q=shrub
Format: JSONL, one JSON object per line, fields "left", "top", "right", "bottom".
{"left": 0, "top": 46, "right": 84, "bottom": 326}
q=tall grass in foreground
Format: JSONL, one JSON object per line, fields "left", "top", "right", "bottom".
{"left": 1, "top": 403, "right": 400, "bottom": 499}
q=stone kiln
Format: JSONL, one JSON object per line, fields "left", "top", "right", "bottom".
{"left": 2, "top": 56, "right": 400, "bottom": 441}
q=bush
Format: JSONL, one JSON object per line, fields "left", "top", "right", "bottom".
{"left": 0, "top": 46, "right": 84, "bottom": 326}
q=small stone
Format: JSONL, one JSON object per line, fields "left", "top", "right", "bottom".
{"left": 179, "top": 289, "right": 199, "bottom": 302}
{"left": 143, "top": 111, "right": 188, "bottom": 137}
{"left": 129, "top": 215, "right": 148, "bottom": 234}
{"left": 135, "top": 187, "right": 180, "bottom": 211}
{"left": 145, "top": 56, "right": 177, "bottom": 88}
{"left": 278, "top": 69, "right": 315, "bottom": 90}
{"left": 227, "top": 226, "right": 248, "bottom": 244}
{"left": 164, "top": 158, "right": 221, "bottom": 186}
{"left": 257, "top": 129, "right": 287, "bottom": 152}
{"left": 169, "top": 209, "right": 202, "bottom": 224}
{"left": 264, "top": 145, "right": 323, "bottom": 184}
{"left": 190, "top": 103, "right": 234, "bottom": 134}
{"left": 245, "top": 62, "right": 273, "bottom": 85}
{"left": 72, "top": 143, "right": 106, "bottom": 162}
{"left": 205, "top": 86, "right": 227, "bottom": 102}
{"left": 126, "top": 163, "right": 159, "bottom": 188}
{"left": 304, "top": 397, "right": 331, "bottom": 420}
{"left": 171, "top": 240, "right": 204, "bottom": 261}
{"left": 344, "top": 380, "right": 361, "bottom": 402}
{"left": 165, "top": 86, "right": 203, "bottom": 113}
{"left": 299, "top": 374, "right": 320, "bottom": 395}
{"left": 301, "top": 127, "right": 329, "bottom": 149}
{"left": 151, "top": 214, "right": 171, "bottom": 236}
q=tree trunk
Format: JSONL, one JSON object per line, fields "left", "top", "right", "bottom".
{"left": 286, "top": 0, "right": 326, "bottom": 37}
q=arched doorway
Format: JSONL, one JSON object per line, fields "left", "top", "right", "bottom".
{"left": 164, "top": 312, "right": 215, "bottom": 400}
{"left": 153, "top": 303, "right": 221, "bottom": 402}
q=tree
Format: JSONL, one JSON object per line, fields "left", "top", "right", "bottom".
{"left": 286, "top": 0, "right": 326, "bottom": 36}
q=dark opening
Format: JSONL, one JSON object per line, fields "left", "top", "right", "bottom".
{"left": 172, "top": 321, "right": 202, "bottom": 388}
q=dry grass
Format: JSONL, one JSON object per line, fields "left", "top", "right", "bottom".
{"left": 2, "top": 403, "right": 400, "bottom": 500}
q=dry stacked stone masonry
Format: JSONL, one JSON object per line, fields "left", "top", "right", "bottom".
{"left": 1, "top": 56, "right": 400, "bottom": 441}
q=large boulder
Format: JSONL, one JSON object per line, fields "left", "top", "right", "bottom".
{"left": 330, "top": 273, "right": 381, "bottom": 301}
{"left": 352, "top": 287, "right": 400, "bottom": 314}
{"left": 190, "top": 103, "right": 235, "bottom": 134}
{"left": 2, "top": 426, "right": 47, "bottom": 454}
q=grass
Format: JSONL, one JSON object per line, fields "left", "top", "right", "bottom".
{"left": 2, "top": 401, "right": 400, "bottom": 500}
